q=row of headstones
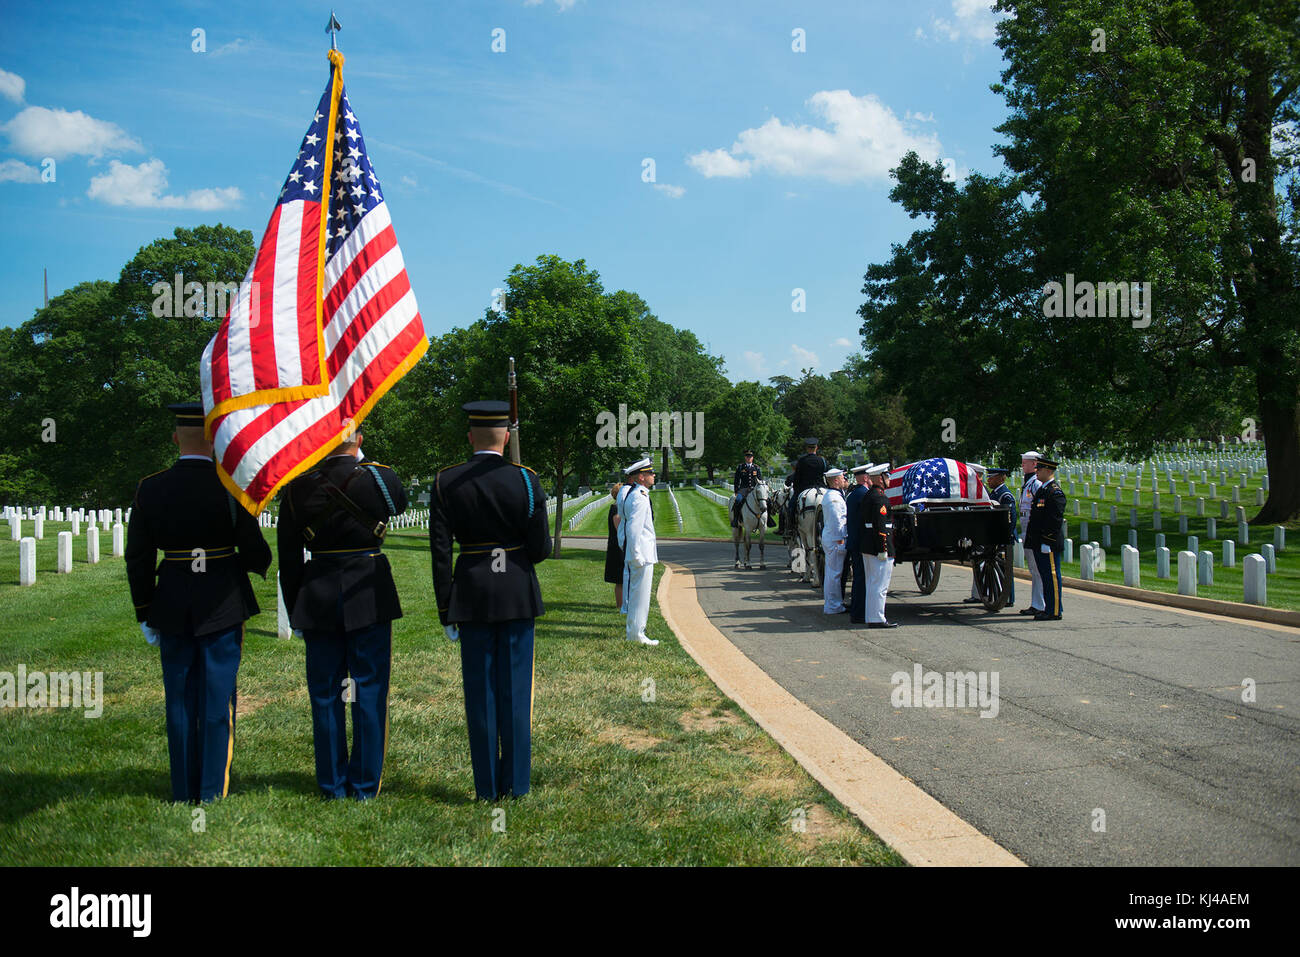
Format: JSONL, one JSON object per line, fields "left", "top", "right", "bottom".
{"left": 1066, "top": 481, "right": 1267, "bottom": 505}
{"left": 1014, "top": 530, "right": 1284, "bottom": 605}
{"left": 6, "top": 506, "right": 130, "bottom": 541}
{"left": 1066, "top": 513, "right": 1275, "bottom": 543}
{"left": 1056, "top": 457, "right": 1267, "bottom": 487}
{"left": 16, "top": 526, "right": 125, "bottom": 586}
{"left": 387, "top": 509, "right": 430, "bottom": 530}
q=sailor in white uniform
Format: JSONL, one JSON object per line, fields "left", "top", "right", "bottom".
{"left": 1017, "top": 451, "right": 1044, "bottom": 615}
{"left": 621, "top": 457, "right": 659, "bottom": 646}
{"left": 820, "top": 468, "right": 849, "bottom": 614}
{"left": 615, "top": 466, "right": 637, "bottom": 615}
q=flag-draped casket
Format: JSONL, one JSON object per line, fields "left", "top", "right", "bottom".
{"left": 886, "top": 458, "right": 991, "bottom": 510}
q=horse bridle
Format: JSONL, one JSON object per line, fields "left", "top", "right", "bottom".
{"left": 740, "top": 481, "right": 768, "bottom": 522}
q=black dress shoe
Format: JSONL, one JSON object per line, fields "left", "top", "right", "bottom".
{"left": 1018, "top": 607, "right": 1039, "bottom": 615}
{"left": 848, "top": 618, "right": 865, "bottom": 624}
{"left": 1033, "top": 613, "right": 1062, "bottom": 621}
{"left": 962, "top": 597, "right": 981, "bottom": 604}
{"left": 866, "top": 621, "right": 900, "bottom": 629}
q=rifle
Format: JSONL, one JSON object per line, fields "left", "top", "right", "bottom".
{"left": 507, "top": 356, "right": 521, "bottom": 465}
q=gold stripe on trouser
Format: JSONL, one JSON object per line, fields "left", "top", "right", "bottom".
{"left": 529, "top": 639, "right": 536, "bottom": 730}
{"left": 222, "top": 698, "right": 234, "bottom": 797}
{"left": 1047, "top": 550, "right": 1060, "bottom": 616}
{"left": 376, "top": 641, "right": 392, "bottom": 796}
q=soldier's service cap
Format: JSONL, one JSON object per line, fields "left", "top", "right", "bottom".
{"left": 988, "top": 465, "right": 1012, "bottom": 477}
{"left": 743, "top": 449, "right": 755, "bottom": 456}
{"left": 865, "top": 463, "right": 891, "bottom": 476}
{"left": 623, "top": 457, "right": 655, "bottom": 475}
{"left": 803, "top": 437, "right": 819, "bottom": 446}
{"left": 168, "top": 402, "right": 205, "bottom": 428}
{"left": 824, "top": 467, "right": 845, "bottom": 478}
{"left": 850, "top": 464, "right": 873, "bottom": 474}
{"left": 1036, "top": 457, "right": 1059, "bottom": 469}
{"left": 463, "top": 400, "right": 510, "bottom": 427}
{"left": 1020, "top": 450, "right": 1041, "bottom": 460}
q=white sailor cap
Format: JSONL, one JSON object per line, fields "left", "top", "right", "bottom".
{"left": 623, "top": 456, "right": 654, "bottom": 475}
{"left": 849, "top": 463, "right": 873, "bottom": 475}
{"left": 865, "top": 463, "right": 890, "bottom": 476}
{"left": 824, "top": 467, "right": 845, "bottom": 478}
{"left": 969, "top": 462, "right": 986, "bottom": 474}
{"left": 1020, "top": 450, "right": 1041, "bottom": 460}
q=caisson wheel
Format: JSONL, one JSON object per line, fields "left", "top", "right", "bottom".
{"left": 913, "top": 560, "right": 941, "bottom": 594}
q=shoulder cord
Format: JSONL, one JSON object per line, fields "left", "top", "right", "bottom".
{"left": 519, "top": 467, "right": 535, "bottom": 518}
{"left": 364, "top": 464, "right": 397, "bottom": 516}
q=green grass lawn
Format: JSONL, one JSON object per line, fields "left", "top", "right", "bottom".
{"left": 1014, "top": 466, "right": 1298, "bottom": 610}
{"left": 0, "top": 523, "right": 901, "bottom": 866}
{"left": 565, "top": 487, "right": 733, "bottom": 540}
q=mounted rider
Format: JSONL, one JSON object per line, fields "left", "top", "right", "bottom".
{"left": 785, "top": 437, "right": 828, "bottom": 528}
{"left": 731, "top": 450, "right": 773, "bottom": 528}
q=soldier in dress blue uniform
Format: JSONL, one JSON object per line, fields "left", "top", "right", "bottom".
{"left": 126, "top": 402, "right": 272, "bottom": 803}
{"left": 731, "top": 450, "right": 768, "bottom": 528}
{"left": 785, "top": 438, "right": 828, "bottom": 528}
{"left": 844, "top": 464, "right": 873, "bottom": 623}
{"left": 429, "top": 401, "right": 551, "bottom": 801}
{"left": 276, "top": 422, "right": 407, "bottom": 800}
{"left": 1024, "top": 457, "right": 1066, "bottom": 621}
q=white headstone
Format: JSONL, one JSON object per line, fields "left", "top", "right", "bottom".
{"left": 1209, "top": 483, "right": 1217, "bottom": 499}
{"left": 1156, "top": 546, "right": 1171, "bottom": 579}
{"left": 1237, "top": 521, "right": 1249, "bottom": 545}
{"left": 86, "top": 525, "right": 100, "bottom": 564}
{"left": 1261, "top": 543, "right": 1276, "bottom": 573}
{"left": 1197, "top": 550, "right": 1213, "bottom": 586}
{"left": 277, "top": 571, "right": 292, "bottom": 639}
{"left": 1128, "top": 528, "right": 1138, "bottom": 548}
{"left": 1206, "top": 517, "right": 1216, "bottom": 540}
{"left": 1188, "top": 481, "right": 1196, "bottom": 496}
{"left": 1222, "top": 540, "right": 1235, "bottom": 567}
{"left": 19, "top": 537, "right": 36, "bottom": 587}
{"left": 1064, "top": 539, "right": 1074, "bottom": 564}
{"left": 1154, "top": 532, "right": 1166, "bottom": 550}
{"left": 114, "top": 507, "right": 122, "bottom": 523}
{"left": 1153, "top": 492, "right": 1161, "bottom": 510}
{"left": 57, "top": 531, "right": 73, "bottom": 573}
{"left": 1129, "top": 508, "right": 1138, "bottom": 528}
{"left": 1090, "top": 501, "right": 1098, "bottom": 520}
{"left": 1242, "top": 554, "right": 1266, "bottom": 605}
{"left": 1109, "top": 505, "right": 1118, "bottom": 523}
{"left": 112, "top": 522, "right": 124, "bottom": 557}
{"left": 1275, "top": 526, "right": 1286, "bottom": 551}
{"left": 1073, "top": 500, "right": 1081, "bottom": 515}
{"left": 9, "top": 517, "right": 19, "bottom": 541}
{"left": 1231, "top": 486, "right": 1240, "bottom": 503}
{"left": 1121, "top": 544, "right": 1140, "bottom": 587}
{"left": 1079, "top": 543, "right": 1094, "bottom": 580}
{"left": 1102, "top": 525, "right": 1111, "bottom": 548}
{"left": 1262, "top": 475, "right": 1269, "bottom": 491}
{"left": 1187, "top": 535, "right": 1199, "bottom": 556}
{"left": 1177, "top": 550, "right": 1197, "bottom": 596}
{"left": 1092, "top": 542, "right": 1105, "bottom": 573}
{"left": 1080, "top": 520, "right": 1089, "bottom": 542}
{"left": 1152, "top": 511, "right": 1162, "bottom": 531}
{"left": 71, "top": 515, "right": 81, "bottom": 536}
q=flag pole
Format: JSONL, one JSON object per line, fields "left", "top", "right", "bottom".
{"left": 327, "top": 10, "right": 342, "bottom": 50}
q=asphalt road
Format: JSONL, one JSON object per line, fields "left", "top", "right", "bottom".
{"left": 655, "top": 539, "right": 1300, "bottom": 866}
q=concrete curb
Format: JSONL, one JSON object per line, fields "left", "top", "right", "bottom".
{"left": 1008, "top": 566, "right": 1300, "bottom": 629}
{"left": 656, "top": 561, "right": 1025, "bottom": 868}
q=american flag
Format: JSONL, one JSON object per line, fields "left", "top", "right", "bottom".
{"left": 887, "top": 458, "right": 989, "bottom": 508}
{"left": 200, "top": 51, "right": 427, "bottom": 513}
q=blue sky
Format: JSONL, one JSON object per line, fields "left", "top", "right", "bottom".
{"left": 0, "top": 0, "right": 1011, "bottom": 382}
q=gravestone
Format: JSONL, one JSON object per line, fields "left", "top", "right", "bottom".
{"left": 1262, "top": 543, "right": 1276, "bottom": 573}
{"left": 1153, "top": 492, "right": 1161, "bottom": 510}
{"left": 1156, "top": 546, "right": 1171, "bottom": 579}
{"left": 58, "top": 531, "right": 73, "bottom": 574}
{"left": 1275, "top": 526, "right": 1286, "bottom": 551}
{"left": 112, "top": 523, "right": 124, "bottom": 558}
{"left": 1177, "top": 550, "right": 1197, "bottom": 596}
{"left": 1209, "top": 483, "right": 1217, "bottom": 499}
{"left": 1206, "top": 517, "right": 1216, "bottom": 540}
{"left": 1080, "top": 520, "right": 1089, "bottom": 542}
{"left": 1262, "top": 475, "right": 1269, "bottom": 491}
{"left": 9, "top": 517, "right": 19, "bottom": 542}
{"left": 87, "top": 526, "right": 100, "bottom": 564}
{"left": 1109, "top": 506, "right": 1118, "bottom": 523}
{"left": 1188, "top": 481, "right": 1196, "bottom": 496}
{"left": 1074, "top": 500, "right": 1081, "bottom": 515}
{"left": 1197, "top": 550, "right": 1213, "bottom": 586}
{"left": 71, "top": 515, "right": 81, "bottom": 536}
{"left": 1231, "top": 487, "right": 1240, "bottom": 503}
{"left": 1242, "top": 554, "right": 1266, "bottom": 605}
{"left": 1237, "top": 521, "right": 1250, "bottom": 545}
{"left": 1255, "top": 489, "right": 1264, "bottom": 506}
{"left": 1090, "top": 502, "right": 1098, "bottom": 519}
{"left": 1177, "top": 515, "right": 1187, "bottom": 534}
{"left": 1121, "top": 545, "right": 1140, "bottom": 587}
{"left": 1091, "top": 542, "right": 1105, "bottom": 573}
{"left": 1220, "top": 500, "right": 1230, "bottom": 519}
{"left": 1064, "top": 539, "right": 1074, "bottom": 564}
{"left": 1222, "top": 540, "right": 1235, "bottom": 568}
{"left": 1152, "top": 511, "right": 1162, "bottom": 531}
{"left": 1155, "top": 532, "right": 1166, "bottom": 550}
{"left": 277, "top": 572, "right": 292, "bottom": 640}
{"left": 1102, "top": 525, "right": 1111, "bottom": 548}
{"left": 1129, "top": 508, "right": 1138, "bottom": 528}
{"left": 19, "top": 537, "right": 36, "bottom": 587}
{"left": 1079, "top": 543, "right": 1094, "bottom": 580}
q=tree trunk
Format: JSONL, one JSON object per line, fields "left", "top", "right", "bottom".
{"left": 551, "top": 450, "right": 566, "bottom": 557}
{"left": 1252, "top": 388, "right": 1300, "bottom": 524}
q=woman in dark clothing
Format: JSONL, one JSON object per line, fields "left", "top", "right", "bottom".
{"left": 604, "top": 482, "right": 625, "bottom": 607}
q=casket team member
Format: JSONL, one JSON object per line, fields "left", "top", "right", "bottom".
{"left": 126, "top": 402, "right": 272, "bottom": 803}
{"left": 844, "top": 464, "right": 873, "bottom": 623}
{"left": 821, "top": 468, "right": 849, "bottom": 615}
{"left": 277, "top": 421, "right": 407, "bottom": 800}
{"left": 622, "top": 457, "right": 660, "bottom": 646}
{"left": 1024, "top": 457, "right": 1066, "bottom": 622}
{"left": 430, "top": 401, "right": 551, "bottom": 800}
{"left": 1018, "top": 451, "right": 1045, "bottom": 615}
{"left": 862, "top": 463, "right": 899, "bottom": 628}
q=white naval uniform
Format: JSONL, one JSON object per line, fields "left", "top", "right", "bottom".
{"left": 616, "top": 483, "right": 633, "bottom": 614}
{"left": 820, "top": 488, "right": 847, "bottom": 614}
{"left": 863, "top": 489, "right": 895, "bottom": 623}
{"left": 1019, "top": 473, "right": 1044, "bottom": 610}
{"left": 622, "top": 484, "right": 658, "bottom": 642}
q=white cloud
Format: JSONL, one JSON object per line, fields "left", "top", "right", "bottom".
{"left": 0, "top": 68, "right": 24, "bottom": 104}
{"left": 0, "top": 158, "right": 41, "bottom": 182}
{"left": 652, "top": 182, "right": 685, "bottom": 198}
{"left": 905, "top": 110, "right": 935, "bottom": 123}
{"left": 832, "top": 337, "right": 852, "bottom": 348}
{"left": 687, "top": 147, "right": 752, "bottom": 179}
{"left": 780, "top": 344, "right": 820, "bottom": 371}
{"left": 688, "top": 90, "right": 943, "bottom": 185}
{"left": 925, "top": 0, "right": 1006, "bottom": 43}
{"left": 86, "top": 158, "right": 241, "bottom": 210}
{"left": 524, "top": 0, "right": 578, "bottom": 9}
{"left": 742, "top": 350, "right": 767, "bottom": 376}
{"left": 400, "top": 174, "right": 418, "bottom": 187}
{"left": 211, "top": 38, "right": 249, "bottom": 57}
{"left": 3, "top": 106, "right": 142, "bottom": 160}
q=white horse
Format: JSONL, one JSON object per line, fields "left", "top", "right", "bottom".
{"left": 794, "top": 487, "right": 826, "bottom": 586}
{"left": 732, "top": 481, "right": 770, "bottom": 569}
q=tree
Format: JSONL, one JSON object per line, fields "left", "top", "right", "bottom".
{"left": 776, "top": 370, "right": 849, "bottom": 461}
{"left": 699, "top": 380, "right": 791, "bottom": 481}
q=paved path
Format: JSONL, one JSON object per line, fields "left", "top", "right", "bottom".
{"left": 648, "top": 539, "right": 1300, "bottom": 866}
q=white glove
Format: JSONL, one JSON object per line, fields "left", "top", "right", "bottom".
{"left": 1040, "top": 544, "right": 1050, "bottom": 554}
{"left": 140, "top": 623, "right": 161, "bottom": 646}
{"left": 444, "top": 624, "right": 460, "bottom": 642}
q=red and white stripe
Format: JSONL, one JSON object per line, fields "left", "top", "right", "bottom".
{"left": 201, "top": 201, "right": 426, "bottom": 512}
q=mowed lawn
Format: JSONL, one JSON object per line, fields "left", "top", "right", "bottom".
{"left": 566, "top": 487, "right": 734, "bottom": 540}
{"left": 0, "top": 523, "right": 902, "bottom": 866}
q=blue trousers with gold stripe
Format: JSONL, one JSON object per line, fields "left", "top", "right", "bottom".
{"left": 303, "top": 621, "right": 391, "bottom": 799}
{"left": 159, "top": 626, "right": 241, "bottom": 803}
{"left": 1033, "top": 547, "right": 1063, "bottom": 617}
{"left": 459, "top": 619, "right": 535, "bottom": 801}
